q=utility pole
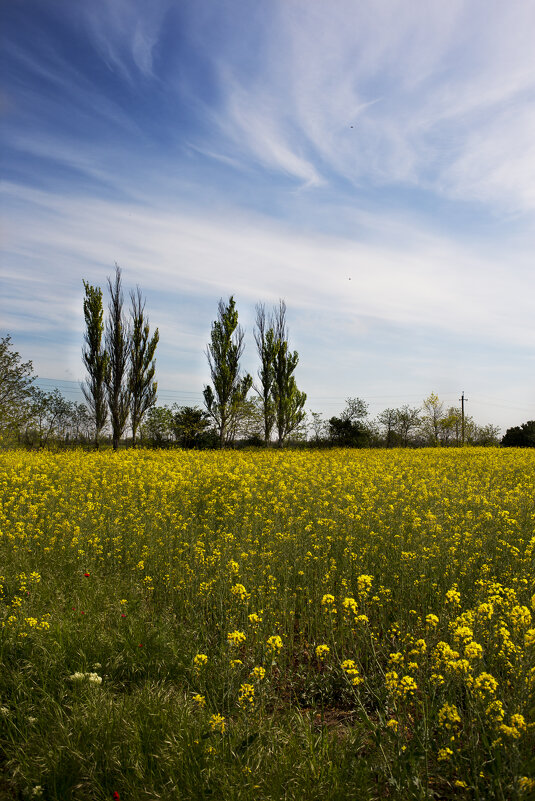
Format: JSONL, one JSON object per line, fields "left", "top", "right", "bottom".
{"left": 459, "top": 391, "right": 468, "bottom": 445}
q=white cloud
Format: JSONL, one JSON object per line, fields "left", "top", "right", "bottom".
{"left": 200, "top": 0, "right": 535, "bottom": 210}
{"left": 80, "top": 0, "right": 170, "bottom": 81}
{"left": 2, "top": 182, "right": 534, "bottom": 351}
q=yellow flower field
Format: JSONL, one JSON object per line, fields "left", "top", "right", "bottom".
{"left": 0, "top": 447, "right": 534, "bottom": 799}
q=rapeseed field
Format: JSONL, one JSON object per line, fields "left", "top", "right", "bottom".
{"left": 1, "top": 448, "right": 534, "bottom": 800}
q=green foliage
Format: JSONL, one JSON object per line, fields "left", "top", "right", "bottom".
{"left": 393, "top": 405, "right": 421, "bottom": 447}
{"left": 204, "top": 296, "right": 253, "bottom": 448}
{"left": 254, "top": 303, "right": 277, "bottom": 443}
{"left": 271, "top": 301, "right": 307, "bottom": 446}
{"left": 328, "top": 397, "right": 370, "bottom": 447}
{"left": 421, "top": 392, "right": 444, "bottom": 446}
{"left": 128, "top": 287, "right": 159, "bottom": 447}
{"left": 105, "top": 265, "right": 130, "bottom": 450}
{"left": 173, "top": 406, "right": 212, "bottom": 448}
{"left": 502, "top": 420, "right": 535, "bottom": 447}
{"left": 0, "top": 335, "right": 35, "bottom": 441}
{"left": 141, "top": 405, "right": 175, "bottom": 447}
{"left": 81, "top": 281, "right": 108, "bottom": 448}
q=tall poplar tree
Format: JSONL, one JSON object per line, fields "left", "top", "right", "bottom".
{"left": 128, "top": 287, "right": 159, "bottom": 447}
{"left": 81, "top": 281, "right": 108, "bottom": 448}
{"left": 203, "top": 296, "right": 252, "bottom": 448}
{"left": 271, "top": 300, "right": 307, "bottom": 446}
{"left": 105, "top": 264, "right": 130, "bottom": 450}
{"left": 254, "top": 303, "right": 277, "bottom": 444}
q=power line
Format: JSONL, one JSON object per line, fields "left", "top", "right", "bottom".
{"left": 34, "top": 378, "right": 533, "bottom": 415}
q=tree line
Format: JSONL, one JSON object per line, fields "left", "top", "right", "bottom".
{"left": 1, "top": 264, "right": 533, "bottom": 449}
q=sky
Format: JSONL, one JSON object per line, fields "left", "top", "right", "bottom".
{"left": 1, "top": 0, "right": 534, "bottom": 432}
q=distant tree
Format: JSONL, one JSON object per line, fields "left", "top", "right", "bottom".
{"left": 203, "top": 296, "right": 252, "bottom": 448}
{"left": 227, "top": 397, "right": 264, "bottom": 444}
{"left": 0, "top": 335, "right": 35, "bottom": 440}
{"left": 501, "top": 421, "right": 535, "bottom": 447}
{"left": 328, "top": 416, "right": 367, "bottom": 446}
{"left": 420, "top": 392, "right": 445, "bottom": 445}
{"left": 328, "top": 397, "right": 369, "bottom": 447}
{"left": 173, "top": 406, "right": 211, "bottom": 448}
{"left": 377, "top": 407, "right": 398, "bottom": 447}
{"left": 341, "top": 397, "right": 369, "bottom": 423}
{"left": 254, "top": 303, "right": 277, "bottom": 444}
{"left": 105, "top": 264, "right": 130, "bottom": 450}
{"left": 394, "top": 405, "right": 421, "bottom": 446}
{"left": 24, "top": 387, "right": 73, "bottom": 447}
{"left": 271, "top": 300, "right": 307, "bottom": 446}
{"left": 141, "top": 405, "right": 175, "bottom": 447}
{"left": 439, "top": 407, "right": 463, "bottom": 446}
{"left": 470, "top": 422, "right": 501, "bottom": 446}
{"left": 308, "top": 410, "right": 327, "bottom": 443}
{"left": 128, "top": 287, "right": 159, "bottom": 447}
{"left": 81, "top": 281, "right": 108, "bottom": 448}
{"left": 70, "top": 401, "right": 93, "bottom": 444}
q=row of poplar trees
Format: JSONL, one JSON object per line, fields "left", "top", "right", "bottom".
{"left": 83, "top": 267, "right": 307, "bottom": 449}
{"left": 82, "top": 265, "right": 159, "bottom": 449}
{"left": 204, "top": 297, "right": 307, "bottom": 448}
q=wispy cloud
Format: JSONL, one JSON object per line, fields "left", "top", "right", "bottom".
{"left": 78, "top": 0, "right": 171, "bottom": 81}
{"left": 191, "top": 0, "right": 535, "bottom": 209}
{"left": 3, "top": 182, "right": 534, "bottom": 350}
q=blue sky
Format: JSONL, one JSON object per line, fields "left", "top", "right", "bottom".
{"left": 1, "top": 0, "right": 534, "bottom": 431}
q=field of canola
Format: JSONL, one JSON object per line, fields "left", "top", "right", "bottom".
{"left": 0, "top": 447, "right": 534, "bottom": 800}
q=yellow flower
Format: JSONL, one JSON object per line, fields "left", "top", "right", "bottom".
{"left": 464, "top": 641, "right": 483, "bottom": 660}
{"left": 477, "top": 602, "right": 493, "bottom": 620}
{"left": 397, "top": 675, "right": 418, "bottom": 698}
{"left": 485, "top": 700, "right": 505, "bottom": 724}
{"left": 473, "top": 672, "right": 498, "bottom": 698}
{"left": 227, "top": 630, "right": 246, "bottom": 647}
{"left": 266, "top": 635, "right": 283, "bottom": 654}
{"left": 193, "top": 694, "right": 206, "bottom": 708}
{"left": 193, "top": 653, "right": 208, "bottom": 669}
{"left": 389, "top": 652, "right": 404, "bottom": 665}
{"left": 511, "top": 605, "right": 531, "bottom": 630}
{"left": 231, "top": 583, "right": 248, "bottom": 602}
{"left": 250, "top": 665, "right": 266, "bottom": 681}
{"left": 437, "top": 747, "right": 453, "bottom": 762}
{"left": 519, "top": 777, "right": 535, "bottom": 794}
{"left": 342, "top": 597, "right": 357, "bottom": 616}
{"left": 322, "top": 593, "right": 335, "bottom": 607}
{"left": 438, "top": 703, "right": 461, "bottom": 730}
{"left": 209, "top": 713, "right": 226, "bottom": 734}
{"left": 426, "top": 614, "right": 439, "bottom": 628}
{"left": 445, "top": 587, "right": 461, "bottom": 606}
{"left": 238, "top": 682, "right": 255, "bottom": 708}
{"left": 386, "top": 719, "right": 399, "bottom": 732}
{"left": 511, "top": 713, "right": 526, "bottom": 729}
{"left": 524, "top": 628, "right": 535, "bottom": 647}
{"left": 315, "top": 644, "right": 330, "bottom": 660}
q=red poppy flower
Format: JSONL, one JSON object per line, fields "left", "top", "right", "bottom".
{"left": 113, "top": 793, "right": 120, "bottom": 800}
{"left": 121, "top": 614, "right": 126, "bottom": 618}
{"left": 138, "top": 644, "right": 143, "bottom": 648}
{"left": 84, "top": 573, "right": 90, "bottom": 577}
